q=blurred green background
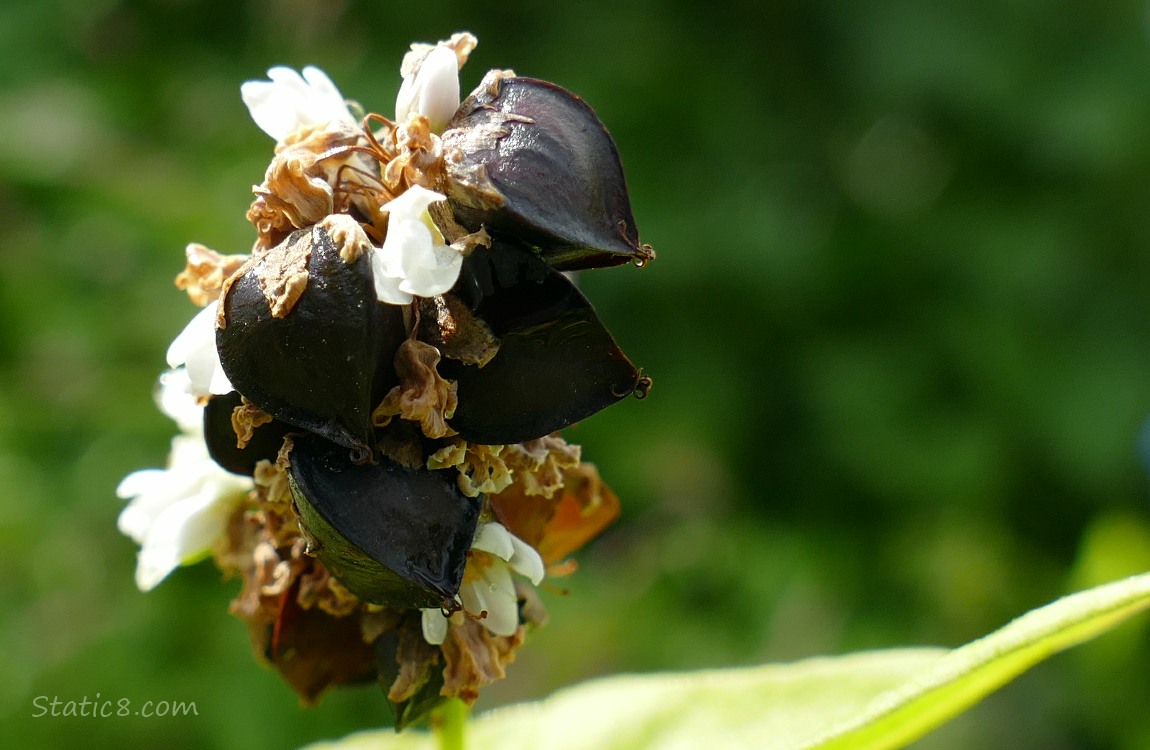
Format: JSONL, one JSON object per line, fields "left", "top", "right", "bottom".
{"left": 4, "top": 0, "right": 1150, "bottom": 747}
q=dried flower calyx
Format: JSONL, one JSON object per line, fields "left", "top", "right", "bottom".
{"left": 118, "top": 31, "right": 651, "bottom": 728}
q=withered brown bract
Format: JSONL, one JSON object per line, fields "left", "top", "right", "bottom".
{"left": 373, "top": 616, "right": 447, "bottom": 731}
{"left": 443, "top": 241, "right": 644, "bottom": 444}
{"left": 287, "top": 433, "right": 480, "bottom": 609}
{"left": 264, "top": 578, "right": 378, "bottom": 705}
{"left": 442, "top": 76, "right": 652, "bottom": 271}
{"left": 216, "top": 226, "right": 406, "bottom": 458}
{"left": 202, "top": 391, "right": 292, "bottom": 476}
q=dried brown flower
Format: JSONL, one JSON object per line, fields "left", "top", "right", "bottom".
{"left": 373, "top": 339, "right": 459, "bottom": 439}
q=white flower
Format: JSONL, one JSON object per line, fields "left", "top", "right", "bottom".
{"left": 395, "top": 44, "right": 463, "bottom": 133}
{"left": 421, "top": 521, "right": 545, "bottom": 644}
{"left": 421, "top": 606, "right": 450, "bottom": 646}
{"left": 166, "top": 301, "right": 233, "bottom": 398}
{"left": 241, "top": 66, "right": 356, "bottom": 142}
{"left": 371, "top": 185, "right": 463, "bottom": 305}
{"left": 154, "top": 367, "right": 203, "bottom": 433}
{"left": 117, "top": 369, "right": 252, "bottom": 591}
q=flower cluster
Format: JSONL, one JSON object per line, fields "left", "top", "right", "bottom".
{"left": 118, "top": 32, "right": 651, "bottom": 724}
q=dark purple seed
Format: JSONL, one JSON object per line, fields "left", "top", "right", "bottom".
{"left": 442, "top": 75, "right": 652, "bottom": 271}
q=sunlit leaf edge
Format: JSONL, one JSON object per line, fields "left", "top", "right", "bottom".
{"left": 302, "top": 571, "right": 1150, "bottom": 750}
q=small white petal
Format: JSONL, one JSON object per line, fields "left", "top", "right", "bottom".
{"left": 461, "top": 561, "right": 519, "bottom": 637}
{"left": 395, "top": 45, "right": 461, "bottom": 133}
{"left": 371, "top": 186, "right": 461, "bottom": 303}
{"left": 241, "top": 71, "right": 304, "bottom": 142}
{"left": 508, "top": 534, "right": 546, "bottom": 586}
{"left": 166, "top": 303, "right": 232, "bottom": 397}
{"left": 241, "top": 65, "right": 355, "bottom": 142}
{"left": 381, "top": 184, "right": 447, "bottom": 218}
{"left": 396, "top": 243, "right": 462, "bottom": 298}
{"left": 132, "top": 496, "right": 206, "bottom": 590}
{"left": 421, "top": 608, "right": 449, "bottom": 645}
{"left": 165, "top": 303, "right": 210, "bottom": 369}
{"left": 155, "top": 369, "right": 202, "bottom": 433}
{"left": 381, "top": 219, "right": 435, "bottom": 276}
{"left": 369, "top": 246, "right": 413, "bottom": 305}
{"left": 207, "top": 360, "right": 234, "bottom": 396}
{"left": 116, "top": 468, "right": 167, "bottom": 503}
{"left": 133, "top": 485, "right": 239, "bottom": 591}
{"left": 471, "top": 522, "right": 515, "bottom": 560}
{"left": 266, "top": 66, "right": 311, "bottom": 95}
{"left": 117, "top": 470, "right": 175, "bottom": 542}
{"left": 134, "top": 549, "right": 179, "bottom": 592}
{"left": 301, "top": 66, "right": 345, "bottom": 106}
{"left": 130, "top": 479, "right": 240, "bottom": 590}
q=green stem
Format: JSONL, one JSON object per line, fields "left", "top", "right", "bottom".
{"left": 433, "top": 698, "right": 468, "bottom": 750}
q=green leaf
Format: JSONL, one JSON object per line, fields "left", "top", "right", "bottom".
{"left": 303, "top": 572, "right": 1150, "bottom": 750}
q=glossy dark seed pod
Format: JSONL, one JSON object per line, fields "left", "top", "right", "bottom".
{"left": 441, "top": 75, "right": 652, "bottom": 271}
{"left": 443, "top": 240, "right": 647, "bottom": 444}
{"left": 216, "top": 226, "right": 406, "bottom": 458}
{"left": 202, "top": 391, "right": 293, "bottom": 476}
{"left": 287, "top": 432, "right": 480, "bottom": 609}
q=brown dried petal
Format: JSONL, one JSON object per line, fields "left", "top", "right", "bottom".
{"left": 418, "top": 293, "right": 500, "bottom": 367}
{"left": 265, "top": 587, "right": 376, "bottom": 705}
{"left": 255, "top": 154, "right": 334, "bottom": 232}
{"left": 175, "top": 243, "right": 249, "bottom": 306}
{"left": 252, "top": 225, "right": 311, "bottom": 318}
{"left": 228, "top": 536, "right": 288, "bottom": 622}
{"left": 426, "top": 439, "right": 467, "bottom": 470}
{"left": 388, "top": 619, "right": 443, "bottom": 704}
{"left": 440, "top": 617, "right": 524, "bottom": 704}
{"left": 427, "top": 439, "right": 512, "bottom": 497}
{"left": 361, "top": 608, "right": 403, "bottom": 645}
{"left": 318, "top": 213, "right": 373, "bottom": 264}
{"left": 374, "top": 420, "right": 427, "bottom": 469}
{"left": 247, "top": 122, "right": 372, "bottom": 250}
{"left": 278, "top": 121, "right": 353, "bottom": 153}
{"left": 372, "top": 339, "right": 459, "bottom": 440}
{"left": 231, "top": 397, "right": 273, "bottom": 450}
{"left": 383, "top": 115, "right": 444, "bottom": 193}
{"left": 214, "top": 503, "right": 254, "bottom": 573}
{"left": 502, "top": 435, "right": 582, "bottom": 499}
{"left": 297, "top": 563, "right": 361, "bottom": 617}
{"left": 253, "top": 457, "right": 292, "bottom": 506}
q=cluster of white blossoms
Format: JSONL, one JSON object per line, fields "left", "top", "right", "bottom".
{"left": 119, "top": 37, "right": 544, "bottom": 646}
{"left": 116, "top": 369, "right": 251, "bottom": 590}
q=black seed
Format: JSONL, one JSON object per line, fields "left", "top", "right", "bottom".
{"left": 443, "top": 240, "right": 646, "bottom": 444}
{"left": 216, "top": 226, "right": 406, "bottom": 457}
{"left": 442, "top": 76, "right": 652, "bottom": 271}
{"left": 287, "top": 432, "right": 480, "bottom": 609}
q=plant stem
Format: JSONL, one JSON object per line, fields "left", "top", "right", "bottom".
{"left": 433, "top": 698, "right": 468, "bottom": 750}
